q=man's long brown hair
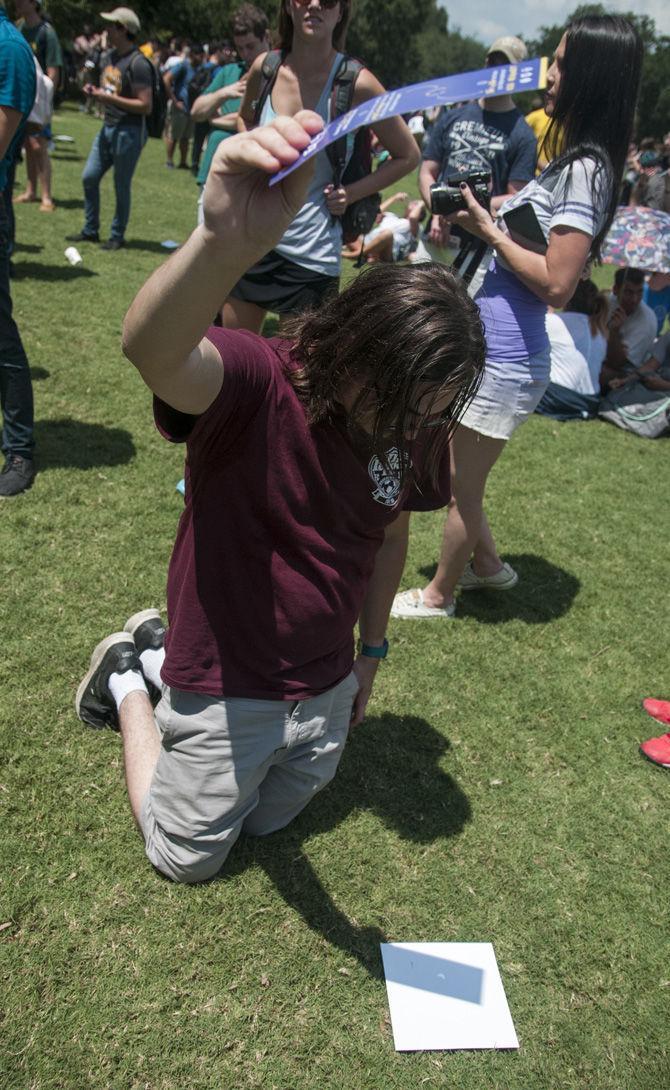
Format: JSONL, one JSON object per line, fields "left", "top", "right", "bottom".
{"left": 283, "top": 263, "right": 486, "bottom": 486}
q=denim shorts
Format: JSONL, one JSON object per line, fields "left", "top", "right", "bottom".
{"left": 460, "top": 348, "right": 551, "bottom": 440}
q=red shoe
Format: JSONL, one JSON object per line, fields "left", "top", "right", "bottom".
{"left": 640, "top": 731, "right": 670, "bottom": 768}
{"left": 643, "top": 698, "right": 670, "bottom": 726}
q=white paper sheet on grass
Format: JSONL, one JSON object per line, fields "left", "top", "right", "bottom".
{"left": 380, "top": 942, "right": 519, "bottom": 1052}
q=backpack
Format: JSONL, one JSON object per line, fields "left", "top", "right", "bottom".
{"left": 26, "top": 56, "right": 54, "bottom": 133}
{"left": 598, "top": 382, "right": 670, "bottom": 439}
{"left": 252, "top": 50, "right": 381, "bottom": 244}
{"left": 131, "top": 52, "right": 167, "bottom": 139}
{"left": 187, "top": 64, "right": 213, "bottom": 110}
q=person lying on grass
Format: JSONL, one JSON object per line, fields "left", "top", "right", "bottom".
{"left": 75, "top": 112, "right": 485, "bottom": 885}
{"left": 341, "top": 191, "right": 426, "bottom": 264}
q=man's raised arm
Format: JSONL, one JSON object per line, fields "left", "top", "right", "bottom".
{"left": 122, "top": 112, "right": 323, "bottom": 415}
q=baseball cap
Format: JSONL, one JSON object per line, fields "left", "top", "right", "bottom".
{"left": 487, "top": 36, "right": 527, "bottom": 64}
{"left": 100, "top": 7, "right": 141, "bottom": 35}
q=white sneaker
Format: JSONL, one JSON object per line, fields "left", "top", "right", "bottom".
{"left": 457, "top": 561, "right": 518, "bottom": 591}
{"left": 391, "top": 588, "right": 456, "bottom": 619}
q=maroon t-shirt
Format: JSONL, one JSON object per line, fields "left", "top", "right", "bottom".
{"left": 154, "top": 328, "right": 450, "bottom": 700}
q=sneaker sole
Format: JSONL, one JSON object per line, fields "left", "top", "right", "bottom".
{"left": 123, "top": 608, "right": 162, "bottom": 641}
{"left": 391, "top": 608, "right": 455, "bottom": 619}
{"left": 75, "top": 631, "right": 132, "bottom": 728}
{"left": 0, "top": 482, "right": 35, "bottom": 498}
{"left": 639, "top": 745, "right": 670, "bottom": 769}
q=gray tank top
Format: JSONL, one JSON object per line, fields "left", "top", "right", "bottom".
{"left": 260, "top": 52, "right": 352, "bottom": 277}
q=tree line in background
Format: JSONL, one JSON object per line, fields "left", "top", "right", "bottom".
{"left": 45, "top": 0, "right": 670, "bottom": 137}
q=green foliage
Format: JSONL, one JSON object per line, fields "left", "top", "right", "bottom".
{"left": 43, "top": 0, "right": 486, "bottom": 90}
{"left": 526, "top": 3, "right": 670, "bottom": 140}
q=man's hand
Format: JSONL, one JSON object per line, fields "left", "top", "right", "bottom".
{"left": 608, "top": 306, "right": 627, "bottom": 331}
{"left": 350, "top": 655, "right": 380, "bottom": 727}
{"left": 203, "top": 111, "right": 324, "bottom": 255}
{"left": 223, "top": 78, "right": 247, "bottom": 100}
{"left": 427, "top": 214, "right": 445, "bottom": 246}
{"left": 324, "top": 183, "right": 348, "bottom": 216}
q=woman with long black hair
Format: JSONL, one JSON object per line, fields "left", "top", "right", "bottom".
{"left": 222, "top": 0, "right": 419, "bottom": 333}
{"left": 393, "top": 15, "right": 644, "bottom": 619}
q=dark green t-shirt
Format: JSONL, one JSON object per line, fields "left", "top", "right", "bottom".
{"left": 196, "top": 62, "right": 245, "bottom": 186}
{"left": 22, "top": 20, "right": 63, "bottom": 74}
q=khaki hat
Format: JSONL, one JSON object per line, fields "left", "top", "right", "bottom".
{"left": 487, "top": 36, "right": 527, "bottom": 64}
{"left": 100, "top": 7, "right": 141, "bottom": 35}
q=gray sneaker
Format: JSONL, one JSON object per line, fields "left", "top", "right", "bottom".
{"left": 457, "top": 561, "right": 518, "bottom": 591}
{"left": 0, "top": 455, "right": 35, "bottom": 497}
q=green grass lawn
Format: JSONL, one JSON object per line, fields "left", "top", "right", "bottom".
{"left": 1, "top": 105, "right": 669, "bottom": 1090}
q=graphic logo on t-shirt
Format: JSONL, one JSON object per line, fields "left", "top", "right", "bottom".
{"left": 445, "top": 120, "right": 507, "bottom": 174}
{"left": 368, "top": 448, "right": 409, "bottom": 507}
{"left": 102, "top": 63, "right": 122, "bottom": 95}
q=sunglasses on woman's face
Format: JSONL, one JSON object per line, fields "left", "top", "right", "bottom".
{"left": 292, "top": 0, "right": 341, "bottom": 9}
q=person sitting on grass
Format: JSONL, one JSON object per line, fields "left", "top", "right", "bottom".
{"left": 74, "top": 112, "right": 486, "bottom": 885}
{"left": 601, "top": 267, "right": 657, "bottom": 389}
{"left": 607, "top": 327, "right": 670, "bottom": 392}
{"left": 535, "top": 278, "right": 609, "bottom": 420}
{"left": 643, "top": 271, "right": 670, "bottom": 336}
{"left": 341, "top": 191, "right": 426, "bottom": 264}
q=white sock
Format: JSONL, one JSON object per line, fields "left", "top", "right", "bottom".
{"left": 139, "top": 647, "right": 165, "bottom": 691}
{"left": 108, "top": 669, "right": 148, "bottom": 712}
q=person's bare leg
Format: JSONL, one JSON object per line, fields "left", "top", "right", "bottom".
{"left": 118, "top": 691, "right": 161, "bottom": 829}
{"left": 471, "top": 511, "right": 504, "bottom": 576}
{"left": 38, "top": 139, "right": 54, "bottom": 209}
{"left": 222, "top": 296, "right": 267, "bottom": 334}
{"left": 364, "top": 229, "right": 394, "bottom": 263}
{"left": 178, "top": 137, "right": 189, "bottom": 167}
{"left": 15, "top": 138, "right": 39, "bottom": 201}
{"left": 165, "top": 135, "right": 176, "bottom": 165}
{"left": 423, "top": 425, "right": 506, "bottom": 608}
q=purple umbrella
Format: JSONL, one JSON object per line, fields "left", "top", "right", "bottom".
{"left": 600, "top": 206, "right": 670, "bottom": 273}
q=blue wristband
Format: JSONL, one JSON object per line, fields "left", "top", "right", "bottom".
{"left": 359, "top": 638, "right": 389, "bottom": 659}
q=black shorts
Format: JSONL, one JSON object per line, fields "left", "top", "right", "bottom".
{"left": 229, "top": 249, "right": 339, "bottom": 315}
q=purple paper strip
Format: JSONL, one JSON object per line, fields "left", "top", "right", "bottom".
{"left": 270, "top": 57, "right": 547, "bottom": 186}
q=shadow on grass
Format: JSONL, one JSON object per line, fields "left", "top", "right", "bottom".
{"left": 30, "top": 366, "right": 50, "bottom": 381}
{"left": 14, "top": 241, "right": 43, "bottom": 254}
{"left": 11, "top": 261, "right": 97, "bottom": 282}
{"left": 124, "top": 239, "right": 174, "bottom": 254}
{"left": 35, "top": 417, "right": 135, "bottom": 468}
{"left": 225, "top": 713, "right": 470, "bottom": 980}
{"left": 52, "top": 197, "right": 85, "bottom": 209}
{"left": 418, "top": 553, "right": 580, "bottom": 624}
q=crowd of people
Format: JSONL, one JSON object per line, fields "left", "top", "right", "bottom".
{"left": 1, "top": 2, "right": 669, "bottom": 887}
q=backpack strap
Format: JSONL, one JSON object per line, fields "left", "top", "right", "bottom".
{"left": 128, "top": 49, "right": 155, "bottom": 97}
{"left": 326, "top": 55, "right": 363, "bottom": 186}
{"left": 251, "top": 49, "right": 286, "bottom": 127}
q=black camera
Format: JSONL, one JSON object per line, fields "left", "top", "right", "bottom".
{"left": 430, "top": 171, "right": 491, "bottom": 216}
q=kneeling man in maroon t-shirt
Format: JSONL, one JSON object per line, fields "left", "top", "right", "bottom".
{"left": 75, "top": 112, "right": 485, "bottom": 884}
